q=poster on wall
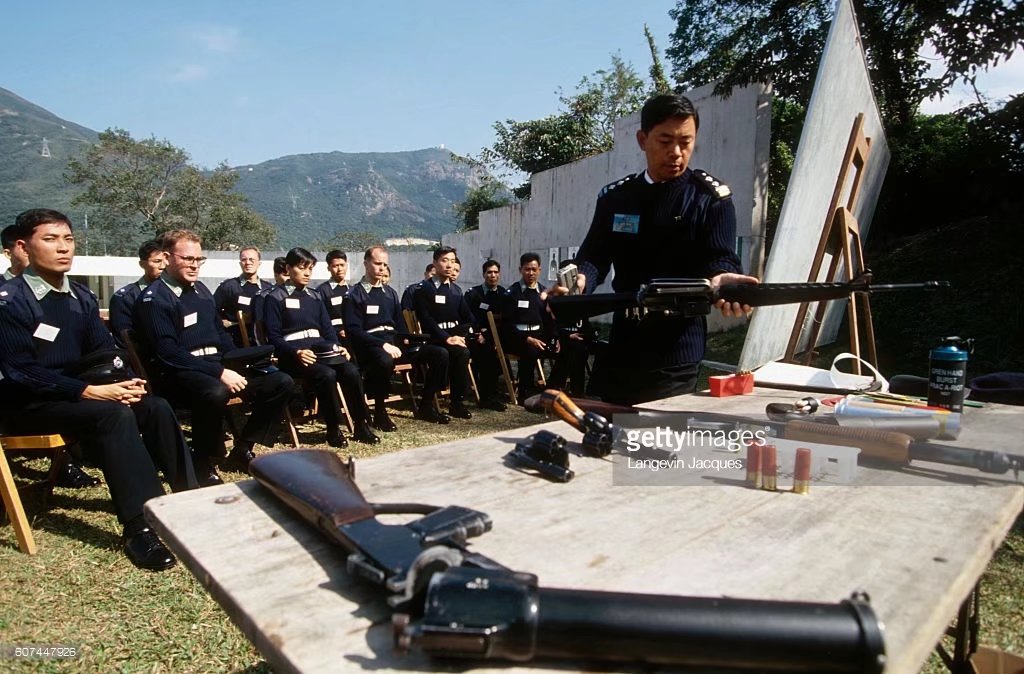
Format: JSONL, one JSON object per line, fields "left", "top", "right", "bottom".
{"left": 547, "top": 247, "right": 559, "bottom": 280}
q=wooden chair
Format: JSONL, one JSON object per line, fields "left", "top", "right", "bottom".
{"left": 0, "top": 433, "right": 68, "bottom": 554}
{"left": 486, "top": 311, "right": 546, "bottom": 403}
{"left": 121, "top": 328, "right": 301, "bottom": 449}
{"left": 236, "top": 310, "right": 252, "bottom": 348}
{"left": 402, "top": 310, "right": 480, "bottom": 404}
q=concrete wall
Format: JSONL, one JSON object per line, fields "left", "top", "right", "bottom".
{"left": 443, "top": 82, "right": 772, "bottom": 332}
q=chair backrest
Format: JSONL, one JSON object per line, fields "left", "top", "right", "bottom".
{"left": 120, "top": 328, "right": 155, "bottom": 393}
{"left": 253, "top": 319, "right": 269, "bottom": 347}
{"left": 236, "top": 310, "right": 252, "bottom": 348}
{"left": 402, "top": 309, "right": 420, "bottom": 334}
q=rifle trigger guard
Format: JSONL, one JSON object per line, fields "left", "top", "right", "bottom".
{"left": 387, "top": 545, "right": 466, "bottom": 607}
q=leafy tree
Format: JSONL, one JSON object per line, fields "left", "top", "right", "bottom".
{"left": 453, "top": 178, "right": 512, "bottom": 231}
{"left": 645, "top": 24, "right": 673, "bottom": 94}
{"left": 479, "top": 54, "right": 647, "bottom": 197}
{"left": 65, "top": 128, "right": 275, "bottom": 254}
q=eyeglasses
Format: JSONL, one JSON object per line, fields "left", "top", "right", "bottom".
{"left": 173, "top": 253, "right": 208, "bottom": 267}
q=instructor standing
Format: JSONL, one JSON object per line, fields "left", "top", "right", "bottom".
{"left": 571, "top": 93, "right": 758, "bottom": 405}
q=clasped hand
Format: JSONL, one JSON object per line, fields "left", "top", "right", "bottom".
{"left": 82, "top": 378, "right": 149, "bottom": 405}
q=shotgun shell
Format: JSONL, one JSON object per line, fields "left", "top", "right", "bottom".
{"left": 762, "top": 443, "right": 778, "bottom": 491}
{"left": 745, "top": 441, "right": 763, "bottom": 488}
{"left": 794, "top": 447, "right": 812, "bottom": 495}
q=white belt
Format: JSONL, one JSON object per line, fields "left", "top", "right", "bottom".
{"left": 285, "top": 329, "right": 320, "bottom": 341}
{"left": 367, "top": 325, "right": 395, "bottom": 333}
{"left": 331, "top": 318, "right": 344, "bottom": 326}
{"left": 515, "top": 324, "right": 542, "bottom": 332}
{"left": 438, "top": 321, "right": 459, "bottom": 330}
{"left": 190, "top": 346, "right": 219, "bottom": 356}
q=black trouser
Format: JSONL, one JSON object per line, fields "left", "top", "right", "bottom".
{"left": 2, "top": 399, "right": 173, "bottom": 525}
{"left": 281, "top": 359, "right": 370, "bottom": 428}
{"left": 504, "top": 331, "right": 545, "bottom": 397}
{"left": 442, "top": 343, "right": 471, "bottom": 404}
{"left": 355, "top": 341, "right": 449, "bottom": 405}
{"left": 469, "top": 338, "right": 500, "bottom": 401}
{"left": 549, "top": 335, "right": 589, "bottom": 397}
{"left": 156, "top": 369, "right": 294, "bottom": 462}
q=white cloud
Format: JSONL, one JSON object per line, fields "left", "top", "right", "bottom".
{"left": 171, "top": 64, "right": 209, "bottom": 82}
{"left": 192, "top": 25, "right": 240, "bottom": 53}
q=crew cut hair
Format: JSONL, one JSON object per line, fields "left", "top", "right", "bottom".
{"left": 640, "top": 93, "right": 700, "bottom": 133}
{"left": 138, "top": 239, "right": 163, "bottom": 261}
{"left": 326, "top": 249, "right": 347, "bottom": 264}
{"left": 14, "top": 209, "right": 72, "bottom": 237}
{"left": 482, "top": 259, "right": 500, "bottom": 273}
{"left": 519, "top": 252, "right": 541, "bottom": 267}
{"left": 285, "top": 247, "right": 317, "bottom": 267}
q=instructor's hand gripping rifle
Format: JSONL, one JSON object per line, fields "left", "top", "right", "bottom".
{"left": 250, "top": 449, "right": 886, "bottom": 672}
{"left": 547, "top": 273, "right": 949, "bottom": 325}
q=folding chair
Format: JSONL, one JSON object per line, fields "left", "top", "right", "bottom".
{"left": 486, "top": 311, "right": 546, "bottom": 403}
{"left": 0, "top": 433, "right": 69, "bottom": 554}
{"left": 402, "top": 309, "right": 480, "bottom": 404}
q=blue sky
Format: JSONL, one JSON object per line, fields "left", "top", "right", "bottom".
{"left": 2, "top": 2, "right": 1018, "bottom": 170}
{"left": 0, "top": 1, "right": 679, "bottom": 168}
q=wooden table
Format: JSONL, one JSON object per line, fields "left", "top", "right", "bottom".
{"left": 145, "top": 389, "right": 1024, "bottom": 674}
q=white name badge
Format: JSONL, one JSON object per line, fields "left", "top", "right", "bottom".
{"left": 517, "top": 300, "right": 530, "bottom": 309}
{"left": 237, "top": 296, "right": 252, "bottom": 306}
{"left": 285, "top": 298, "right": 301, "bottom": 309}
{"left": 183, "top": 312, "right": 198, "bottom": 328}
{"left": 366, "top": 305, "right": 380, "bottom": 315}
{"left": 330, "top": 296, "right": 344, "bottom": 306}
{"left": 33, "top": 323, "right": 60, "bottom": 342}
{"left": 434, "top": 295, "right": 446, "bottom": 304}
{"left": 479, "top": 302, "right": 489, "bottom": 311}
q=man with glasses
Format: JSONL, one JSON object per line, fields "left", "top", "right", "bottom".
{"left": 133, "top": 230, "right": 294, "bottom": 485}
{"left": 214, "top": 246, "right": 272, "bottom": 347}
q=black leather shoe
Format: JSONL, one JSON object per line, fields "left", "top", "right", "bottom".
{"left": 414, "top": 406, "right": 450, "bottom": 424}
{"left": 193, "top": 459, "right": 224, "bottom": 488}
{"left": 353, "top": 422, "right": 381, "bottom": 445}
{"left": 55, "top": 461, "right": 101, "bottom": 489}
{"left": 479, "top": 397, "right": 507, "bottom": 412}
{"left": 373, "top": 409, "right": 398, "bottom": 432}
{"left": 326, "top": 427, "right": 349, "bottom": 448}
{"left": 223, "top": 446, "right": 256, "bottom": 472}
{"left": 448, "top": 402, "right": 473, "bottom": 420}
{"left": 123, "top": 528, "right": 176, "bottom": 571}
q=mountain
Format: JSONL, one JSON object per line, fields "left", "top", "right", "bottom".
{"left": 0, "top": 87, "right": 98, "bottom": 227}
{"left": 0, "top": 87, "right": 485, "bottom": 246}
{"left": 229, "top": 148, "right": 484, "bottom": 248}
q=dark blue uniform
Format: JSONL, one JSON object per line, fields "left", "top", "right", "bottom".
{"left": 263, "top": 283, "right": 372, "bottom": 438}
{"left": 401, "top": 280, "right": 426, "bottom": 312}
{"left": 315, "top": 280, "right": 349, "bottom": 339}
{"left": 503, "top": 281, "right": 554, "bottom": 402}
{"left": 214, "top": 276, "right": 272, "bottom": 347}
{"left": 0, "top": 273, "right": 197, "bottom": 529}
{"left": 108, "top": 279, "right": 148, "bottom": 347}
{"left": 412, "top": 278, "right": 477, "bottom": 408}
{"left": 576, "top": 168, "right": 742, "bottom": 404}
{"left": 133, "top": 274, "right": 294, "bottom": 467}
{"left": 464, "top": 283, "right": 508, "bottom": 406}
{"left": 344, "top": 279, "right": 448, "bottom": 410}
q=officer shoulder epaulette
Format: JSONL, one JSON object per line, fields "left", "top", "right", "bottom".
{"left": 692, "top": 169, "right": 732, "bottom": 199}
{"left": 267, "top": 285, "right": 288, "bottom": 299}
{"left": 598, "top": 173, "right": 640, "bottom": 198}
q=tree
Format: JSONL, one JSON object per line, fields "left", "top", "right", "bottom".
{"left": 453, "top": 178, "right": 512, "bottom": 232}
{"left": 479, "top": 54, "right": 647, "bottom": 197}
{"left": 65, "top": 128, "right": 276, "bottom": 254}
{"left": 645, "top": 24, "right": 672, "bottom": 94}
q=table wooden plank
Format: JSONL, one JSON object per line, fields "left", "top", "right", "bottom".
{"left": 146, "top": 389, "right": 1024, "bottom": 674}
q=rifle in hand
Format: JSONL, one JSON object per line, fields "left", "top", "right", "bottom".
{"left": 250, "top": 449, "right": 886, "bottom": 672}
{"left": 547, "top": 272, "right": 948, "bottom": 326}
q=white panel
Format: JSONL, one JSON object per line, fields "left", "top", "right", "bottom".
{"left": 738, "top": 0, "right": 890, "bottom": 370}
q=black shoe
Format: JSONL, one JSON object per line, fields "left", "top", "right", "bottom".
{"left": 193, "top": 459, "right": 224, "bottom": 488}
{"left": 326, "top": 427, "right": 349, "bottom": 448}
{"left": 223, "top": 445, "right": 256, "bottom": 472}
{"left": 479, "top": 397, "right": 507, "bottom": 412}
{"left": 55, "top": 462, "right": 101, "bottom": 489}
{"left": 373, "top": 409, "right": 398, "bottom": 432}
{"left": 414, "top": 406, "right": 450, "bottom": 424}
{"left": 123, "top": 528, "right": 176, "bottom": 571}
{"left": 353, "top": 421, "right": 381, "bottom": 445}
{"left": 448, "top": 402, "right": 473, "bottom": 420}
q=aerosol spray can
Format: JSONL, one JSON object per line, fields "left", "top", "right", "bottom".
{"left": 928, "top": 337, "right": 973, "bottom": 413}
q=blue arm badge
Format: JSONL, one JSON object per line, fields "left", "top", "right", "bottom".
{"left": 612, "top": 213, "right": 640, "bottom": 234}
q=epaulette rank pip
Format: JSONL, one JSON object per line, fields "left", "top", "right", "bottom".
{"left": 598, "top": 173, "right": 639, "bottom": 197}
{"left": 693, "top": 169, "right": 732, "bottom": 199}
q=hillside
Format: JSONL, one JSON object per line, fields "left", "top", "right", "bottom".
{"left": 0, "top": 87, "right": 97, "bottom": 226}
{"left": 230, "top": 148, "right": 484, "bottom": 248}
{"left": 0, "top": 87, "right": 484, "bottom": 245}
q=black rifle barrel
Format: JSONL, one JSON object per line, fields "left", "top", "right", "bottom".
{"left": 715, "top": 280, "right": 949, "bottom": 307}
{"left": 399, "top": 566, "right": 886, "bottom": 673}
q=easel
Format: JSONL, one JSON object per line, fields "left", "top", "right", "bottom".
{"left": 784, "top": 113, "right": 877, "bottom": 374}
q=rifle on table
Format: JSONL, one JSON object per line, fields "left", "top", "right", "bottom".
{"left": 547, "top": 273, "right": 948, "bottom": 326}
{"left": 529, "top": 390, "right": 1023, "bottom": 478}
{"left": 250, "top": 449, "right": 886, "bottom": 672}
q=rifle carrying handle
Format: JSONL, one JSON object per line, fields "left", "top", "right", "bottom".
{"left": 784, "top": 421, "right": 912, "bottom": 464}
